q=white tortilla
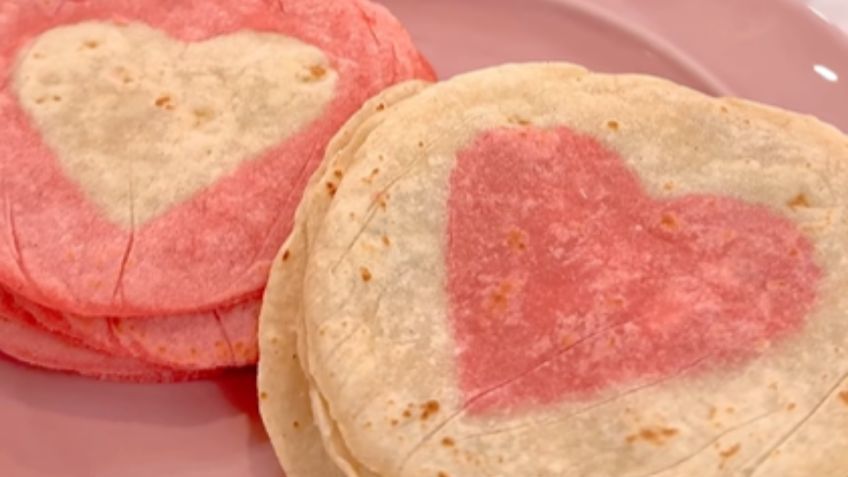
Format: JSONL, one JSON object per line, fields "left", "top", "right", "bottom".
{"left": 258, "top": 81, "right": 430, "bottom": 477}
{"left": 293, "top": 63, "right": 848, "bottom": 476}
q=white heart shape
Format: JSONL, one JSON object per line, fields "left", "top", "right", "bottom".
{"left": 13, "top": 21, "right": 337, "bottom": 227}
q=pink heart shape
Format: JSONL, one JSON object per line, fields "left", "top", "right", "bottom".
{"left": 447, "top": 126, "right": 820, "bottom": 413}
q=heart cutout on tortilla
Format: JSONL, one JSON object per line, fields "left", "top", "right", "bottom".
{"left": 447, "top": 126, "right": 821, "bottom": 413}
{"left": 12, "top": 21, "right": 336, "bottom": 226}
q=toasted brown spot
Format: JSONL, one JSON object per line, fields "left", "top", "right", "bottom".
{"left": 52, "top": 95, "right": 62, "bottom": 102}
{"left": 508, "top": 115, "right": 531, "bottom": 126}
{"left": 376, "top": 103, "right": 386, "bottom": 111}
{"left": 282, "top": 250, "right": 291, "bottom": 261}
{"left": 402, "top": 410, "right": 412, "bottom": 418}
{"left": 326, "top": 181, "right": 337, "bottom": 197}
{"left": 35, "top": 96, "right": 48, "bottom": 104}
{"left": 374, "top": 192, "right": 389, "bottom": 210}
{"left": 720, "top": 443, "right": 741, "bottom": 459}
{"left": 418, "top": 141, "right": 425, "bottom": 148}
{"left": 788, "top": 193, "right": 811, "bottom": 209}
{"left": 506, "top": 228, "right": 527, "bottom": 251}
{"left": 360, "top": 267, "right": 372, "bottom": 282}
{"left": 382, "top": 235, "right": 391, "bottom": 247}
{"left": 309, "top": 65, "right": 327, "bottom": 80}
{"left": 421, "top": 400, "right": 440, "bottom": 420}
{"left": 720, "top": 106, "right": 729, "bottom": 113}
{"left": 292, "top": 420, "right": 300, "bottom": 429}
{"left": 437, "top": 473, "right": 448, "bottom": 477}
{"left": 333, "top": 169, "right": 344, "bottom": 179}
{"left": 626, "top": 427, "right": 679, "bottom": 446}
{"left": 607, "top": 120, "right": 620, "bottom": 131}
{"left": 839, "top": 391, "right": 848, "bottom": 405}
{"left": 664, "top": 182, "right": 675, "bottom": 191}
{"left": 260, "top": 391, "right": 268, "bottom": 400}
{"left": 786, "top": 402, "right": 796, "bottom": 411}
{"left": 155, "top": 95, "right": 174, "bottom": 110}
{"left": 83, "top": 40, "right": 100, "bottom": 49}
{"left": 362, "top": 168, "right": 380, "bottom": 184}
{"left": 441, "top": 437, "right": 455, "bottom": 447}
{"left": 489, "top": 282, "right": 513, "bottom": 311}
{"left": 660, "top": 213, "right": 678, "bottom": 230}
{"left": 390, "top": 419, "right": 399, "bottom": 426}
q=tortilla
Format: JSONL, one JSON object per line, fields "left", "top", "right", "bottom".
{"left": 0, "top": 0, "right": 433, "bottom": 316}
{"left": 290, "top": 63, "right": 848, "bottom": 476}
{"left": 5, "top": 288, "right": 260, "bottom": 369}
{"left": 258, "top": 81, "right": 430, "bottom": 477}
{"left": 0, "top": 289, "right": 200, "bottom": 382}
{"left": 0, "top": 0, "right": 434, "bottom": 374}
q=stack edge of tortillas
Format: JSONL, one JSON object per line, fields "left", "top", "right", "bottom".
{"left": 258, "top": 64, "right": 848, "bottom": 477}
{"left": 0, "top": 0, "right": 434, "bottom": 381}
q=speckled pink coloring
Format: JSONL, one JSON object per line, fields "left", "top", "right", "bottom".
{"left": 446, "top": 126, "right": 820, "bottom": 413}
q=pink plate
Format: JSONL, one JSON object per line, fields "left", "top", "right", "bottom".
{"left": 1, "top": 1, "right": 846, "bottom": 475}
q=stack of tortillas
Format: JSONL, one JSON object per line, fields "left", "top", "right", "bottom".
{"left": 259, "top": 64, "right": 848, "bottom": 476}
{"left": 0, "top": 0, "right": 434, "bottom": 381}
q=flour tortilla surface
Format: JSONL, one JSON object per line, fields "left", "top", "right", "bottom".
{"left": 278, "top": 63, "right": 848, "bottom": 476}
{"left": 258, "top": 81, "right": 430, "bottom": 477}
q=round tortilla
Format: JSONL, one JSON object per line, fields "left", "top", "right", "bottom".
{"left": 0, "top": 0, "right": 434, "bottom": 319}
{"left": 294, "top": 63, "right": 848, "bottom": 476}
{"left": 258, "top": 81, "right": 430, "bottom": 477}
{"left": 4, "top": 288, "right": 260, "bottom": 369}
{"left": 0, "top": 288, "right": 201, "bottom": 382}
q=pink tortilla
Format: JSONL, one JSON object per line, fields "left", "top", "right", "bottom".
{"left": 0, "top": 289, "right": 202, "bottom": 382}
{"left": 111, "top": 300, "right": 261, "bottom": 369}
{"left": 0, "top": 0, "right": 435, "bottom": 318}
{"left": 447, "top": 126, "right": 820, "bottom": 413}
{"left": 5, "top": 288, "right": 261, "bottom": 370}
